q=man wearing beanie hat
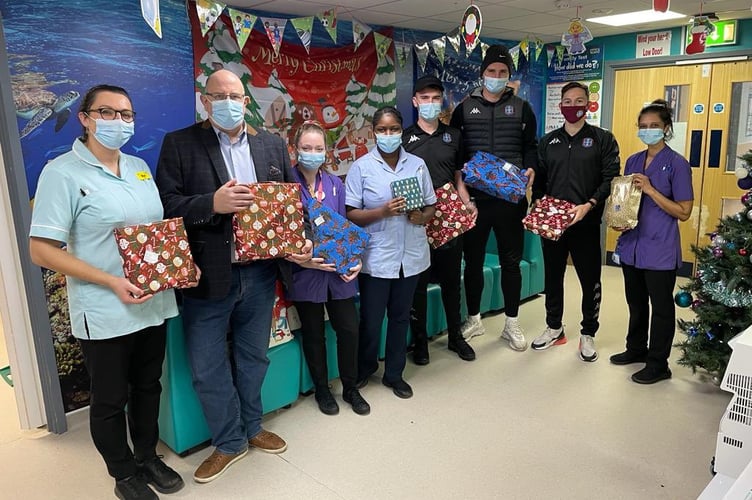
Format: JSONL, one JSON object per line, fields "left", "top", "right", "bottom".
{"left": 402, "top": 75, "right": 476, "bottom": 365}
{"left": 450, "top": 45, "right": 538, "bottom": 352}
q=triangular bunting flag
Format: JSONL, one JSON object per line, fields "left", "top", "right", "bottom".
{"left": 546, "top": 45, "right": 555, "bottom": 66}
{"left": 460, "top": 5, "right": 482, "bottom": 55}
{"left": 374, "top": 32, "right": 392, "bottom": 63}
{"left": 519, "top": 39, "right": 529, "bottom": 61}
{"left": 555, "top": 45, "right": 565, "bottom": 65}
{"left": 509, "top": 45, "right": 520, "bottom": 71}
{"left": 318, "top": 8, "right": 337, "bottom": 43}
{"left": 291, "top": 16, "right": 314, "bottom": 53}
{"left": 480, "top": 42, "right": 489, "bottom": 60}
{"left": 446, "top": 27, "right": 462, "bottom": 55}
{"left": 430, "top": 37, "right": 446, "bottom": 67}
{"left": 141, "top": 0, "right": 162, "bottom": 38}
{"left": 653, "top": 0, "right": 670, "bottom": 13}
{"left": 228, "top": 8, "right": 255, "bottom": 51}
{"left": 196, "top": 0, "right": 225, "bottom": 37}
{"left": 352, "top": 18, "right": 372, "bottom": 51}
{"left": 395, "top": 42, "right": 410, "bottom": 68}
{"left": 534, "top": 38, "right": 544, "bottom": 61}
{"left": 414, "top": 42, "right": 429, "bottom": 72}
{"left": 260, "top": 17, "right": 287, "bottom": 56}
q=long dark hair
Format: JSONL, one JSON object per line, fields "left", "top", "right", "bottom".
{"left": 78, "top": 84, "right": 131, "bottom": 142}
{"left": 638, "top": 99, "right": 674, "bottom": 141}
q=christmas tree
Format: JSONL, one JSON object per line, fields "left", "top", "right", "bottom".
{"left": 675, "top": 155, "right": 752, "bottom": 379}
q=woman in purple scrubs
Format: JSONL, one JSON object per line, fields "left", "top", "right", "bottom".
{"left": 610, "top": 99, "right": 694, "bottom": 384}
{"left": 287, "top": 121, "right": 370, "bottom": 416}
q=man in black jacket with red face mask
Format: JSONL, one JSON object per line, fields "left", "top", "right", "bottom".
{"left": 531, "top": 81, "right": 620, "bottom": 362}
{"left": 450, "top": 44, "right": 537, "bottom": 352}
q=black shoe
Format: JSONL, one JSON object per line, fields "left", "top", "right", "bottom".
{"left": 314, "top": 387, "right": 340, "bottom": 415}
{"left": 355, "top": 377, "right": 369, "bottom": 389}
{"left": 343, "top": 388, "right": 371, "bottom": 415}
{"left": 115, "top": 475, "right": 158, "bottom": 500}
{"left": 136, "top": 455, "right": 184, "bottom": 494}
{"left": 411, "top": 340, "right": 430, "bottom": 365}
{"left": 632, "top": 366, "right": 672, "bottom": 384}
{"left": 382, "top": 378, "right": 413, "bottom": 399}
{"left": 448, "top": 336, "right": 476, "bottom": 361}
{"left": 609, "top": 350, "right": 648, "bottom": 365}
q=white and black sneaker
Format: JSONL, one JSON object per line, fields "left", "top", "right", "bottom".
{"left": 531, "top": 327, "right": 566, "bottom": 350}
{"left": 579, "top": 335, "right": 598, "bottom": 362}
{"left": 460, "top": 314, "right": 485, "bottom": 340}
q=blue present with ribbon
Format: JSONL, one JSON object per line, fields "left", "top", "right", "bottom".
{"left": 308, "top": 199, "right": 370, "bottom": 275}
{"left": 463, "top": 151, "right": 527, "bottom": 203}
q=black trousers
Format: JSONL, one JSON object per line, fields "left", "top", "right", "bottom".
{"left": 294, "top": 297, "right": 359, "bottom": 391}
{"left": 411, "top": 238, "right": 463, "bottom": 340}
{"left": 463, "top": 197, "right": 527, "bottom": 317}
{"left": 621, "top": 264, "right": 677, "bottom": 370}
{"left": 78, "top": 323, "right": 166, "bottom": 480}
{"left": 358, "top": 272, "right": 420, "bottom": 383}
{"left": 542, "top": 221, "right": 602, "bottom": 336}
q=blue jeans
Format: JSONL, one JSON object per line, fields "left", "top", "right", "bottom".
{"left": 358, "top": 272, "right": 419, "bottom": 383}
{"left": 182, "top": 262, "right": 277, "bottom": 454}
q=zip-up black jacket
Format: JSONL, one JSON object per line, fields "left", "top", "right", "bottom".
{"left": 533, "top": 122, "right": 620, "bottom": 223}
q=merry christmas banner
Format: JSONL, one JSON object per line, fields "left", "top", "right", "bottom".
{"left": 189, "top": 7, "right": 396, "bottom": 175}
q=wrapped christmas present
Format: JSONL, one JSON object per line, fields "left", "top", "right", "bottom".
{"left": 390, "top": 176, "right": 424, "bottom": 212}
{"left": 522, "top": 195, "right": 577, "bottom": 241}
{"left": 426, "top": 182, "right": 477, "bottom": 249}
{"left": 269, "top": 280, "right": 297, "bottom": 348}
{"left": 233, "top": 182, "right": 305, "bottom": 261}
{"left": 308, "top": 199, "right": 370, "bottom": 274}
{"left": 605, "top": 174, "right": 642, "bottom": 230}
{"left": 462, "top": 150, "right": 528, "bottom": 203}
{"left": 114, "top": 217, "right": 197, "bottom": 294}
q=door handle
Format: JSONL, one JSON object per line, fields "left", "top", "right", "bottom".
{"left": 708, "top": 129, "right": 722, "bottom": 168}
{"left": 689, "top": 130, "right": 703, "bottom": 168}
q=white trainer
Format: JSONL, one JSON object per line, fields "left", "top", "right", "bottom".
{"left": 460, "top": 314, "right": 485, "bottom": 340}
{"left": 531, "top": 327, "right": 567, "bottom": 350}
{"left": 579, "top": 335, "right": 598, "bottom": 362}
{"left": 501, "top": 317, "right": 527, "bottom": 351}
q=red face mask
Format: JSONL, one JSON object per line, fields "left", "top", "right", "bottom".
{"left": 561, "top": 105, "right": 588, "bottom": 124}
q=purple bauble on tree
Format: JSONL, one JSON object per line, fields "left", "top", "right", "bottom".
{"left": 743, "top": 191, "right": 752, "bottom": 207}
{"left": 713, "top": 246, "right": 724, "bottom": 257}
{"left": 691, "top": 299, "right": 704, "bottom": 310}
{"left": 738, "top": 177, "right": 752, "bottom": 190}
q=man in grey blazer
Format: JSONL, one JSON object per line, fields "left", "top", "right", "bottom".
{"left": 156, "top": 69, "right": 311, "bottom": 484}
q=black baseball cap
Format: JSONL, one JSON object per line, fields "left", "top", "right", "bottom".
{"left": 413, "top": 75, "right": 444, "bottom": 94}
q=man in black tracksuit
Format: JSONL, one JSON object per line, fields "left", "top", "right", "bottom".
{"left": 450, "top": 45, "right": 538, "bottom": 352}
{"left": 403, "top": 75, "right": 476, "bottom": 365}
{"left": 531, "top": 81, "right": 620, "bottom": 362}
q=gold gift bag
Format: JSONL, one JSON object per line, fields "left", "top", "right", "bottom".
{"left": 605, "top": 175, "right": 642, "bottom": 230}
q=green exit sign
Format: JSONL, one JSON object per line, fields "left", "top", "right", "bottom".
{"left": 686, "top": 19, "right": 738, "bottom": 47}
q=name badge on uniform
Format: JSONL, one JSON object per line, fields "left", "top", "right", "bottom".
{"left": 442, "top": 133, "right": 451, "bottom": 143}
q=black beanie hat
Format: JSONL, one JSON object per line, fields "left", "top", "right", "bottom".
{"left": 481, "top": 45, "right": 512, "bottom": 75}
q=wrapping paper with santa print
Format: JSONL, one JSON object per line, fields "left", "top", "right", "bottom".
{"left": 462, "top": 151, "right": 528, "bottom": 203}
{"left": 426, "top": 182, "right": 477, "bottom": 249}
{"left": 604, "top": 175, "right": 642, "bottom": 230}
{"left": 232, "top": 183, "right": 306, "bottom": 261}
{"left": 522, "top": 195, "right": 577, "bottom": 241}
{"left": 269, "top": 280, "right": 298, "bottom": 347}
{"left": 390, "top": 176, "right": 424, "bottom": 212}
{"left": 114, "top": 217, "right": 197, "bottom": 294}
{"left": 308, "top": 198, "right": 370, "bottom": 274}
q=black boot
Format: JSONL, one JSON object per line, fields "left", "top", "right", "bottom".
{"left": 343, "top": 387, "right": 371, "bottom": 415}
{"left": 136, "top": 455, "right": 184, "bottom": 493}
{"left": 411, "top": 336, "right": 430, "bottom": 365}
{"left": 314, "top": 386, "right": 339, "bottom": 415}
{"left": 448, "top": 332, "right": 476, "bottom": 361}
{"left": 114, "top": 475, "right": 157, "bottom": 500}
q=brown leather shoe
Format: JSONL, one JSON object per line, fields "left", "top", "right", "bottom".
{"left": 193, "top": 449, "right": 248, "bottom": 484}
{"left": 249, "top": 429, "right": 287, "bottom": 454}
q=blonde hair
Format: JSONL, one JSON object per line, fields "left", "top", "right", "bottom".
{"left": 293, "top": 120, "right": 327, "bottom": 148}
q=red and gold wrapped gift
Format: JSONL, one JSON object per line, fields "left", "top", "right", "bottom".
{"left": 232, "top": 182, "right": 305, "bottom": 261}
{"left": 522, "top": 195, "right": 577, "bottom": 241}
{"left": 426, "top": 182, "right": 477, "bottom": 249}
{"left": 114, "top": 217, "right": 197, "bottom": 294}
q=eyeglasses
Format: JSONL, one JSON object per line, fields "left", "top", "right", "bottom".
{"left": 86, "top": 107, "right": 136, "bottom": 122}
{"left": 205, "top": 92, "right": 246, "bottom": 102}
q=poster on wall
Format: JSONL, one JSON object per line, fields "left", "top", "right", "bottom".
{"left": 189, "top": 9, "right": 396, "bottom": 175}
{"left": 2, "top": 0, "right": 195, "bottom": 411}
{"left": 545, "top": 45, "right": 603, "bottom": 132}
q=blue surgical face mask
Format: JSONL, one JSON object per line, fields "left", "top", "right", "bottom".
{"left": 92, "top": 118, "right": 134, "bottom": 150}
{"left": 298, "top": 151, "right": 326, "bottom": 170}
{"left": 210, "top": 98, "right": 245, "bottom": 130}
{"left": 483, "top": 76, "right": 508, "bottom": 94}
{"left": 375, "top": 133, "right": 402, "bottom": 154}
{"left": 637, "top": 128, "right": 664, "bottom": 146}
{"left": 418, "top": 103, "right": 442, "bottom": 121}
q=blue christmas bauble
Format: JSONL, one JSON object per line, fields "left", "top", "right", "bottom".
{"left": 739, "top": 176, "right": 752, "bottom": 190}
{"left": 689, "top": 327, "right": 698, "bottom": 337}
{"left": 674, "top": 291, "right": 692, "bottom": 308}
